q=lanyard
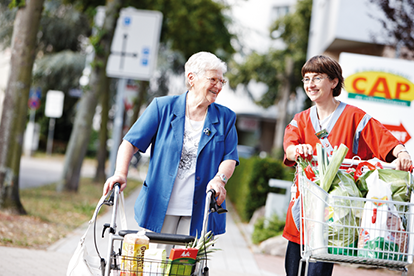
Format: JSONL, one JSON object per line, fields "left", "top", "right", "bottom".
{"left": 310, "top": 102, "right": 346, "bottom": 157}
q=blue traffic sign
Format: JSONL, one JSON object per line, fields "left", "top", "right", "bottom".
{"left": 28, "top": 87, "right": 41, "bottom": 110}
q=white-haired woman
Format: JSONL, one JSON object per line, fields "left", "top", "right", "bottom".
{"left": 104, "top": 51, "right": 239, "bottom": 240}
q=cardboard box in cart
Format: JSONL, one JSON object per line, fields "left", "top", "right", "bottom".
{"left": 166, "top": 248, "right": 198, "bottom": 276}
{"left": 338, "top": 53, "right": 414, "bottom": 156}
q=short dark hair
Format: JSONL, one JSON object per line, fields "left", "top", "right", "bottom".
{"left": 301, "top": 55, "right": 344, "bottom": 97}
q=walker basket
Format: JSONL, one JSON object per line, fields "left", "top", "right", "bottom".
{"left": 111, "top": 255, "right": 198, "bottom": 276}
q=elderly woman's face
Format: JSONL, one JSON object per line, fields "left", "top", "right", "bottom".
{"left": 193, "top": 70, "right": 225, "bottom": 103}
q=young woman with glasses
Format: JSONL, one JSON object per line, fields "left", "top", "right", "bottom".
{"left": 283, "top": 55, "right": 412, "bottom": 276}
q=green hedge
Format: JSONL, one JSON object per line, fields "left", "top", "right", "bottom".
{"left": 226, "top": 157, "right": 295, "bottom": 222}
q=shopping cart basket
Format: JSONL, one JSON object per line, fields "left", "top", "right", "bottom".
{"left": 99, "top": 183, "right": 226, "bottom": 276}
{"left": 298, "top": 158, "right": 414, "bottom": 276}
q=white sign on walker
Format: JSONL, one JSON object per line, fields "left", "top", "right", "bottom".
{"left": 106, "top": 7, "right": 163, "bottom": 80}
{"left": 338, "top": 53, "right": 414, "bottom": 155}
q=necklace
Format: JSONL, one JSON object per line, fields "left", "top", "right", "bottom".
{"left": 186, "top": 103, "right": 208, "bottom": 132}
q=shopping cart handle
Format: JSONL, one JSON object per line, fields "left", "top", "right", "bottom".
{"left": 208, "top": 189, "right": 228, "bottom": 214}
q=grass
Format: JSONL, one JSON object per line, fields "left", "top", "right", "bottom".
{"left": 0, "top": 177, "right": 141, "bottom": 249}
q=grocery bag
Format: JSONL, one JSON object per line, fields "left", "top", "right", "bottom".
{"left": 357, "top": 168, "right": 412, "bottom": 202}
{"left": 358, "top": 170, "right": 407, "bottom": 261}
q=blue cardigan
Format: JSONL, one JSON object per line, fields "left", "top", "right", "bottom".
{"left": 124, "top": 92, "right": 239, "bottom": 236}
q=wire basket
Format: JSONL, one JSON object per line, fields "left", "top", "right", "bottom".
{"left": 110, "top": 255, "right": 198, "bottom": 276}
{"left": 299, "top": 171, "right": 414, "bottom": 270}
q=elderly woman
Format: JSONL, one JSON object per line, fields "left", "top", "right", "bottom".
{"left": 283, "top": 55, "right": 412, "bottom": 276}
{"left": 103, "top": 51, "right": 239, "bottom": 239}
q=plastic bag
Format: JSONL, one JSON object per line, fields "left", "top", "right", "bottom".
{"left": 357, "top": 168, "right": 411, "bottom": 202}
{"left": 357, "top": 170, "right": 407, "bottom": 260}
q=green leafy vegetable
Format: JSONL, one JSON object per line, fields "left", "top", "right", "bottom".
{"left": 187, "top": 231, "right": 220, "bottom": 261}
{"left": 317, "top": 143, "right": 349, "bottom": 192}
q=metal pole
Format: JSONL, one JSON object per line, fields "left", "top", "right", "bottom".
{"left": 24, "top": 109, "right": 36, "bottom": 157}
{"left": 46, "top": 118, "right": 55, "bottom": 156}
{"left": 109, "top": 78, "right": 127, "bottom": 176}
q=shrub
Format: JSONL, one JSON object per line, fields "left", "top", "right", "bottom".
{"left": 251, "top": 214, "right": 286, "bottom": 244}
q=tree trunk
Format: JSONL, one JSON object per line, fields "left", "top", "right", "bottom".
{"left": 273, "top": 57, "right": 294, "bottom": 159}
{"left": 94, "top": 76, "right": 110, "bottom": 183}
{"left": 0, "top": 0, "right": 45, "bottom": 214}
{"left": 58, "top": 0, "right": 125, "bottom": 192}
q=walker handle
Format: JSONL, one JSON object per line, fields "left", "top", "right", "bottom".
{"left": 208, "top": 189, "right": 228, "bottom": 214}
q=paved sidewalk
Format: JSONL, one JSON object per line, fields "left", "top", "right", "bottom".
{"left": 1, "top": 156, "right": 283, "bottom": 276}
{"left": 0, "top": 156, "right": 404, "bottom": 276}
{"left": 0, "top": 186, "right": 282, "bottom": 276}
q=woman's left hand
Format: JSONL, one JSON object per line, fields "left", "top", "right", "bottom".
{"left": 396, "top": 151, "right": 413, "bottom": 172}
{"left": 207, "top": 179, "right": 226, "bottom": 206}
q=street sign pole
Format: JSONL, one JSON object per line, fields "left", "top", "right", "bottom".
{"left": 24, "top": 88, "right": 42, "bottom": 156}
{"left": 105, "top": 7, "right": 162, "bottom": 176}
{"left": 25, "top": 109, "right": 36, "bottom": 156}
{"left": 109, "top": 78, "right": 127, "bottom": 175}
{"left": 46, "top": 118, "right": 56, "bottom": 156}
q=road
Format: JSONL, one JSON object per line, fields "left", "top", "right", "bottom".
{"left": 19, "top": 155, "right": 95, "bottom": 189}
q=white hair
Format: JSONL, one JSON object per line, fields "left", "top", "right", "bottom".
{"left": 184, "top": 52, "right": 227, "bottom": 89}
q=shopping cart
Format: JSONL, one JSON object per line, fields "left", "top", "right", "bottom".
{"left": 98, "top": 183, "right": 226, "bottom": 276}
{"left": 298, "top": 158, "right": 414, "bottom": 276}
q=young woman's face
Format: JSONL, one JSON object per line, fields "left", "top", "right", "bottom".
{"left": 302, "top": 72, "right": 338, "bottom": 104}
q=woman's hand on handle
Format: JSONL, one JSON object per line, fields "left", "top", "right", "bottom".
{"left": 395, "top": 152, "right": 412, "bottom": 172}
{"left": 207, "top": 180, "right": 226, "bottom": 206}
{"left": 286, "top": 144, "right": 313, "bottom": 162}
{"left": 103, "top": 174, "right": 127, "bottom": 196}
{"left": 393, "top": 145, "right": 413, "bottom": 172}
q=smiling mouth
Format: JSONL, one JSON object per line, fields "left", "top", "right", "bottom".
{"left": 209, "top": 90, "right": 218, "bottom": 95}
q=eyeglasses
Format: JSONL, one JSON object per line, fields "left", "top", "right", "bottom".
{"left": 205, "top": 77, "right": 227, "bottom": 85}
{"left": 301, "top": 76, "right": 328, "bottom": 84}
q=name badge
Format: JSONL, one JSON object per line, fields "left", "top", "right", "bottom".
{"left": 315, "top": 129, "right": 329, "bottom": 139}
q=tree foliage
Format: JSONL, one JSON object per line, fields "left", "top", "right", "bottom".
{"left": 0, "top": 1, "right": 16, "bottom": 49}
{"left": 369, "top": 0, "right": 414, "bottom": 59}
{"left": 228, "top": 0, "right": 312, "bottom": 108}
{"left": 38, "top": 1, "right": 91, "bottom": 53}
{"left": 227, "top": 0, "right": 312, "bottom": 157}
